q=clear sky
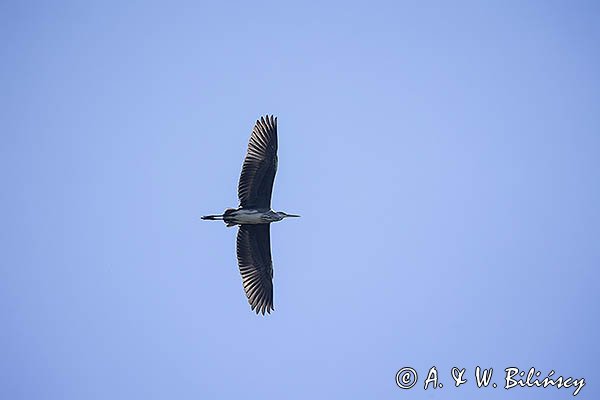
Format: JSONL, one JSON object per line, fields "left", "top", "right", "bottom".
{"left": 2, "top": 1, "right": 599, "bottom": 399}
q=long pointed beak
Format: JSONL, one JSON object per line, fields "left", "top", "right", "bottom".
{"left": 286, "top": 214, "right": 301, "bottom": 218}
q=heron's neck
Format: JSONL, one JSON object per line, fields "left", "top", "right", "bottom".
{"left": 268, "top": 210, "right": 284, "bottom": 221}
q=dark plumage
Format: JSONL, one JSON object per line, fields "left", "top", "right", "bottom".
{"left": 201, "top": 115, "right": 299, "bottom": 315}
{"left": 238, "top": 115, "right": 278, "bottom": 210}
{"left": 236, "top": 224, "right": 274, "bottom": 314}
{"left": 236, "top": 116, "right": 277, "bottom": 314}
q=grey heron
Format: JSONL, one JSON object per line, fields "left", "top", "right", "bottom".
{"left": 201, "top": 115, "right": 299, "bottom": 315}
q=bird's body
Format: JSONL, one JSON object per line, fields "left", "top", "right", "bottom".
{"left": 202, "top": 208, "right": 295, "bottom": 225}
{"left": 201, "top": 115, "right": 299, "bottom": 315}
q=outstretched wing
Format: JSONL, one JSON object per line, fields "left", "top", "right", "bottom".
{"left": 236, "top": 224, "right": 274, "bottom": 315}
{"left": 238, "top": 116, "right": 278, "bottom": 209}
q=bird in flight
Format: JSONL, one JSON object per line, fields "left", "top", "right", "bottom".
{"left": 202, "top": 115, "right": 300, "bottom": 315}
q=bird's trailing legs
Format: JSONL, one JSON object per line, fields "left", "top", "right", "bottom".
{"left": 201, "top": 212, "right": 237, "bottom": 227}
{"left": 201, "top": 214, "right": 224, "bottom": 220}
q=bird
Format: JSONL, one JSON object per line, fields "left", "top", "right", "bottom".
{"left": 201, "top": 115, "right": 300, "bottom": 315}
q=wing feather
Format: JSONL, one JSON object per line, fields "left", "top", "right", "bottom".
{"left": 236, "top": 224, "right": 274, "bottom": 315}
{"left": 238, "top": 116, "right": 278, "bottom": 209}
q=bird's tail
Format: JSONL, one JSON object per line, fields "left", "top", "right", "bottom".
{"left": 201, "top": 214, "right": 224, "bottom": 220}
{"left": 202, "top": 208, "right": 237, "bottom": 226}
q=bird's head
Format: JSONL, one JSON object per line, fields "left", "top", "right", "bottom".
{"left": 276, "top": 211, "right": 301, "bottom": 220}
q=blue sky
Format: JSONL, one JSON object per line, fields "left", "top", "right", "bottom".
{"left": 2, "top": 1, "right": 599, "bottom": 399}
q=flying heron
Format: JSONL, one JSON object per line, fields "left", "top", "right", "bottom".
{"left": 201, "top": 115, "right": 299, "bottom": 315}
